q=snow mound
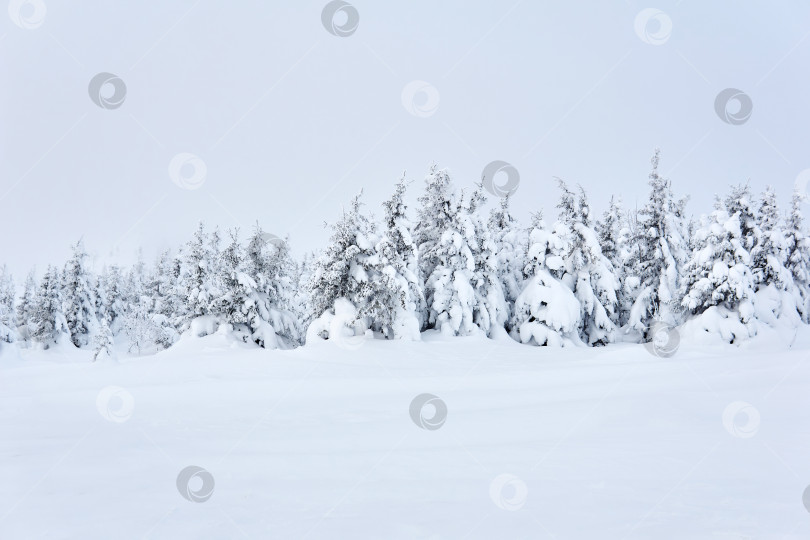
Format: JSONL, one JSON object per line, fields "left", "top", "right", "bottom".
{"left": 679, "top": 305, "right": 758, "bottom": 345}
{"left": 306, "top": 297, "right": 370, "bottom": 349}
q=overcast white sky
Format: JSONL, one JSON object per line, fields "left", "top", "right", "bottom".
{"left": 2, "top": 1, "right": 809, "bottom": 279}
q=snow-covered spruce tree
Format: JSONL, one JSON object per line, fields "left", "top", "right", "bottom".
{"left": 555, "top": 182, "right": 618, "bottom": 345}
{"left": 414, "top": 165, "right": 460, "bottom": 311}
{"left": 512, "top": 211, "right": 580, "bottom": 346}
{"left": 180, "top": 222, "right": 221, "bottom": 326}
{"left": 307, "top": 183, "right": 427, "bottom": 341}
{"left": 685, "top": 216, "right": 699, "bottom": 253}
{"left": 164, "top": 252, "right": 187, "bottom": 329}
{"left": 0, "top": 265, "right": 14, "bottom": 317}
{"left": 784, "top": 188, "right": 810, "bottom": 322}
{"left": 749, "top": 186, "right": 798, "bottom": 323}
{"left": 15, "top": 270, "right": 37, "bottom": 342}
{"left": 681, "top": 207, "right": 756, "bottom": 340}
{"left": 93, "top": 272, "right": 108, "bottom": 333}
{"left": 306, "top": 192, "right": 379, "bottom": 340}
{"left": 264, "top": 233, "right": 302, "bottom": 343}
{"left": 145, "top": 250, "right": 180, "bottom": 325}
{"left": 123, "top": 250, "right": 147, "bottom": 313}
{"left": 294, "top": 250, "right": 320, "bottom": 331}
{"left": 751, "top": 186, "right": 787, "bottom": 287}
{"left": 209, "top": 228, "right": 291, "bottom": 348}
{"left": 217, "top": 229, "right": 258, "bottom": 334}
{"left": 206, "top": 227, "right": 222, "bottom": 294}
{"left": 92, "top": 318, "right": 115, "bottom": 361}
{"left": 625, "top": 150, "right": 689, "bottom": 333}
{"left": 370, "top": 176, "right": 424, "bottom": 339}
{"left": 415, "top": 168, "right": 479, "bottom": 336}
{"left": 0, "top": 265, "right": 16, "bottom": 344}
{"left": 467, "top": 183, "right": 509, "bottom": 337}
{"left": 488, "top": 195, "right": 527, "bottom": 333}
{"left": 595, "top": 196, "right": 623, "bottom": 272}
{"left": 140, "top": 255, "right": 160, "bottom": 315}
{"left": 30, "top": 266, "right": 68, "bottom": 348}
{"left": 98, "top": 265, "right": 127, "bottom": 332}
{"left": 243, "top": 225, "right": 302, "bottom": 346}
{"left": 724, "top": 183, "right": 761, "bottom": 257}
{"left": 616, "top": 205, "right": 641, "bottom": 326}
{"left": 270, "top": 239, "right": 298, "bottom": 314}
{"left": 596, "top": 195, "right": 633, "bottom": 327}
{"left": 61, "top": 240, "right": 99, "bottom": 347}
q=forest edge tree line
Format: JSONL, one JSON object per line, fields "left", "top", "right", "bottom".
{"left": 1, "top": 150, "right": 808, "bottom": 359}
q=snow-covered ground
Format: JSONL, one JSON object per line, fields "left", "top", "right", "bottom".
{"left": 3, "top": 329, "right": 810, "bottom": 539}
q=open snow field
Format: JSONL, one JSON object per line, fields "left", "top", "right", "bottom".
{"left": 3, "top": 330, "right": 810, "bottom": 539}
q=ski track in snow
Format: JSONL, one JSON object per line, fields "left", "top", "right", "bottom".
{"left": 2, "top": 330, "right": 810, "bottom": 539}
